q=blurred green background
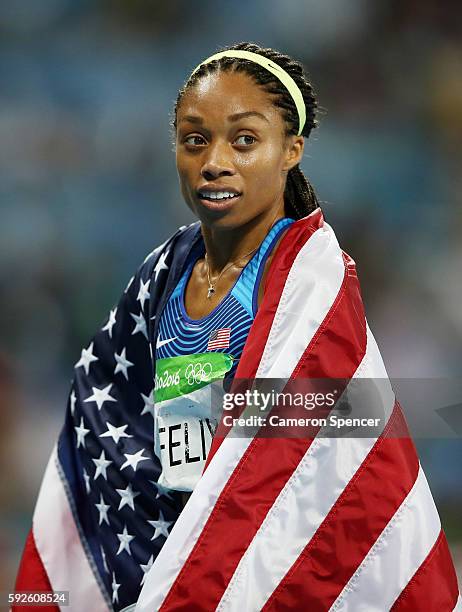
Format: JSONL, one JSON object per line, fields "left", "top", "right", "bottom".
{"left": 1, "top": 0, "right": 461, "bottom": 591}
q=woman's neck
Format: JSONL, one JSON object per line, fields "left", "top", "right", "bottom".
{"left": 200, "top": 204, "right": 285, "bottom": 275}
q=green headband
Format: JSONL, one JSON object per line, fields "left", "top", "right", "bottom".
{"left": 190, "top": 50, "right": 306, "bottom": 136}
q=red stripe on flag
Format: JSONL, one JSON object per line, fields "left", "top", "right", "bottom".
{"left": 391, "top": 529, "right": 459, "bottom": 611}
{"left": 14, "top": 528, "right": 59, "bottom": 612}
{"left": 159, "top": 216, "right": 367, "bottom": 611}
{"left": 262, "top": 402, "right": 419, "bottom": 611}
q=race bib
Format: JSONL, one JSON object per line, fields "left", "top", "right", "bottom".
{"left": 153, "top": 353, "right": 233, "bottom": 492}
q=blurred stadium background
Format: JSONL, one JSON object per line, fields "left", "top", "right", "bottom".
{"left": 1, "top": 0, "right": 461, "bottom": 592}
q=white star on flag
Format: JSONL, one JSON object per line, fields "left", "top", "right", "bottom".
{"left": 141, "top": 390, "right": 155, "bottom": 418}
{"left": 111, "top": 572, "right": 120, "bottom": 604}
{"left": 84, "top": 383, "right": 116, "bottom": 411}
{"left": 101, "top": 546, "right": 109, "bottom": 573}
{"left": 124, "top": 275, "right": 134, "bottom": 293}
{"left": 137, "top": 278, "right": 151, "bottom": 310}
{"left": 130, "top": 311, "right": 148, "bottom": 340}
{"left": 102, "top": 307, "right": 117, "bottom": 338}
{"left": 142, "top": 249, "right": 156, "bottom": 265}
{"left": 92, "top": 450, "right": 112, "bottom": 480}
{"left": 114, "top": 347, "right": 134, "bottom": 380}
{"left": 150, "top": 479, "right": 174, "bottom": 500}
{"left": 154, "top": 250, "right": 169, "bottom": 281}
{"left": 70, "top": 389, "right": 77, "bottom": 416}
{"left": 140, "top": 554, "right": 154, "bottom": 586}
{"left": 75, "top": 341, "right": 99, "bottom": 375}
{"left": 83, "top": 468, "right": 91, "bottom": 494}
{"left": 148, "top": 509, "right": 173, "bottom": 540}
{"left": 99, "top": 421, "right": 132, "bottom": 444}
{"left": 116, "top": 483, "right": 140, "bottom": 511}
{"left": 95, "top": 493, "right": 110, "bottom": 526}
{"left": 121, "top": 449, "right": 149, "bottom": 472}
{"left": 143, "top": 240, "right": 168, "bottom": 264}
{"left": 74, "top": 417, "right": 90, "bottom": 449}
{"left": 99, "top": 421, "right": 133, "bottom": 444}
{"left": 116, "top": 524, "right": 135, "bottom": 556}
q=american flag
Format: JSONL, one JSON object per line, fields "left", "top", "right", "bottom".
{"left": 14, "top": 227, "right": 197, "bottom": 611}
{"left": 207, "top": 327, "right": 231, "bottom": 350}
{"left": 137, "top": 211, "right": 460, "bottom": 611}
{"left": 15, "top": 213, "right": 460, "bottom": 611}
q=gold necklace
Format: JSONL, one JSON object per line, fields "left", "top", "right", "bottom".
{"left": 205, "top": 246, "right": 258, "bottom": 299}
{"left": 204, "top": 209, "right": 284, "bottom": 299}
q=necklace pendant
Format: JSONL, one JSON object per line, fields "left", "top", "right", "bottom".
{"left": 207, "top": 285, "right": 215, "bottom": 299}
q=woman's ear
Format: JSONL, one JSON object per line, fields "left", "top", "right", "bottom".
{"left": 282, "top": 135, "right": 305, "bottom": 172}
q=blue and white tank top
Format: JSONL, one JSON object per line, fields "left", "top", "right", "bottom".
{"left": 153, "top": 217, "right": 294, "bottom": 492}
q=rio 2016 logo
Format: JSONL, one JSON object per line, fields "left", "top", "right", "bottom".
{"left": 185, "top": 362, "right": 212, "bottom": 385}
{"left": 155, "top": 369, "right": 180, "bottom": 390}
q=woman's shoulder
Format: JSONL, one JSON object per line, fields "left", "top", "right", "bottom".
{"left": 141, "top": 221, "right": 201, "bottom": 267}
{"left": 133, "top": 221, "right": 201, "bottom": 282}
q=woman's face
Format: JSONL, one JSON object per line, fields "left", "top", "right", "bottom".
{"left": 175, "top": 70, "right": 303, "bottom": 230}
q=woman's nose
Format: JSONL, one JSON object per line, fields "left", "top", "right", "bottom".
{"left": 200, "top": 142, "right": 235, "bottom": 180}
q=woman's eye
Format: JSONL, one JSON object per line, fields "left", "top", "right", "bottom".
{"left": 234, "top": 135, "right": 256, "bottom": 146}
{"left": 183, "top": 134, "right": 256, "bottom": 146}
{"left": 184, "top": 135, "right": 206, "bottom": 146}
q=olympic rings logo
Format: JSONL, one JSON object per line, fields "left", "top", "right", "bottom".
{"left": 185, "top": 362, "right": 213, "bottom": 385}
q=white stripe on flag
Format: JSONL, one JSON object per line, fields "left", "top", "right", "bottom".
{"left": 331, "top": 464, "right": 441, "bottom": 611}
{"left": 139, "top": 435, "right": 253, "bottom": 610}
{"left": 216, "top": 325, "right": 395, "bottom": 611}
{"left": 136, "top": 222, "right": 346, "bottom": 612}
{"left": 256, "top": 223, "right": 345, "bottom": 378}
{"left": 33, "top": 445, "right": 109, "bottom": 611}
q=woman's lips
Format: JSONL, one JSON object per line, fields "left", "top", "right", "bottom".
{"left": 197, "top": 193, "right": 242, "bottom": 212}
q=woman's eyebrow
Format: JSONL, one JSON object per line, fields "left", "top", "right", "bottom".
{"left": 228, "top": 111, "right": 269, "bottom": 123}
{"left": 179, "top": 111, "right": 269, "bottom": 124}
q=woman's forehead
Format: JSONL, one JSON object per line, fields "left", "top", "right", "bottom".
{"left": 178, "top": 70, "right": 277, "bottom": 120}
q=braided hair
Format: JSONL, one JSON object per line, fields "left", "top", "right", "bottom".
{"left": 172, "top": 42, "right": 321, "bottom": 220}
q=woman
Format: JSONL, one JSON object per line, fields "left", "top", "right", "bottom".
{"left": 15, "top": 43, "right": 459, "bottom": 612}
